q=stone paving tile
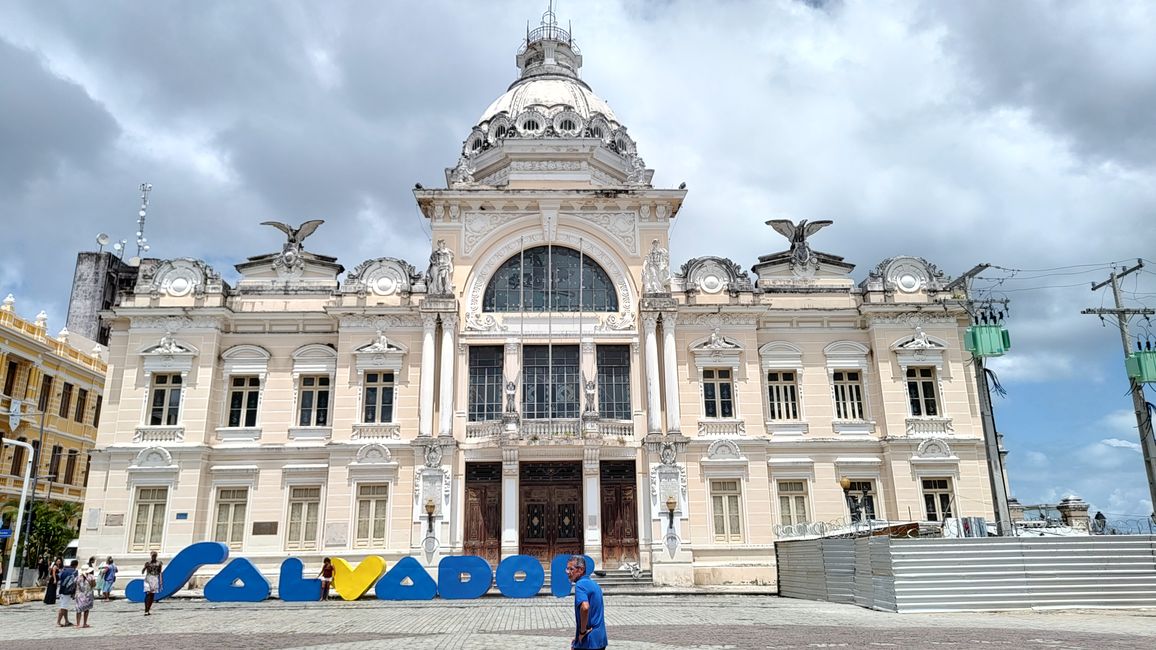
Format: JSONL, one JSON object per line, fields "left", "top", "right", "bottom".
{"left": 3, "top": 594, "right": 1156, "bottom": 649}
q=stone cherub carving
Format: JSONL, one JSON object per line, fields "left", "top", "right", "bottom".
{"left": 427, "top": 240, "right": 455, "bottom": 295}
{"left": 705, "top": 327, "right": 740, "bottom": 350}
{"left": 261, "top": 219, "right": 325, "bottom": 273}
{"left": 504, "top": 380, "right": 518, "bottom": 414}
{"left": 642, "top": 239, "right": 671, "bottom": 294}
{"left": 583, "top": 377, "right": 597, "bottom": 414}
{"left": 765, "top": 219, "right": 833, "bottom": 271}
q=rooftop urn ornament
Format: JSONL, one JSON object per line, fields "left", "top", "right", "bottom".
{"left": 261, "top": 219, "right": 325, "bottom": 275}
{"left": 765, "top": 218, "right": 833, "bottom": 273}
{"left": 427, "top": 240, "right": 455, "bottom": 296}
{"left": 642, "top": 239, "right": 670, "bottom": 294}
{"left": 1, "top": 294, "right": 14, "bottom": 312}
{"left": 34, "top": 310, "right": 48, "bottom": 330}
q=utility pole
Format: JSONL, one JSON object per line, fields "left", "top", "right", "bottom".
{"left": 946, "top": 263, "right": 1014, "bottom": 534}
{"left": 1081, "top": 260, "right": 1156, "bottom": 514}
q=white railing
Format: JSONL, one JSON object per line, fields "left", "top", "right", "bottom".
{"left": 697, "top": 419, "right": 747, "bottom": 437}
{"left": 905, "top": 417, "right": 954, "bottom": 436}
{"left": 351, "top": 423, "right": 401, "bottom": 440}
{"left": 132, "top": 426, "right": 185, "bottom": 443}
{"left": 522, "top": 418, "right": 582, "bottom": 440}
{"left": 465, "top": 420, "right": 504, "bottom": 440}
{"left": 598, "top": 419, "right": 635, "bottom": 438}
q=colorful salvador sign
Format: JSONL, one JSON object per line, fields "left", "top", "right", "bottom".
{"left": 124, "top": 542, "right": 594, "bottom": 603}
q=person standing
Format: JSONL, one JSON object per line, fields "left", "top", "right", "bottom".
{"left": 75, "top": 565, "right": 95, "bottom": 628}
{"left": 56, "top": 560, "right": 79, "bottom": 627}
{"left": 37, "top": 555, "right": 49, "bottom": 585}
{"left": 43, "top": 558, "right": 62, "bottom": 606}
{"left": 141, "top": 551, "right": 164, "bottom": 615}
{"left": 565, "top": 556, "right": 607, "bottom": 650}
{"left": 97, "top": 557, "right": 118, "bottom": 601}
{"left": 317, "top": 558, "right": 334, "bottom": 600}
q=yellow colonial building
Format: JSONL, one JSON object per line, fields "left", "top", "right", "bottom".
{"left": 76, "top": 17, "right": 997, "bottom": 587}
{"left": 1, "top": 295, "right": 107, "bottom": 563}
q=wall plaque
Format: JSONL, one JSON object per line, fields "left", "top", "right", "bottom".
{"left": 104, "top": 513, "right": 124, "bottom": 527}
{"left": 252, "top": 521, "right": 278, "bottom": 536}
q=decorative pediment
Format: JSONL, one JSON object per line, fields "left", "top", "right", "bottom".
{"left": 353, "top": 443, "right": 394, "bottom": 465}
{"left": 911, "top": 437, "right": 959, "bottom": 465}
{"left": 861, "top": 256, "right": 948, "bottom": 294}
{"left": 139, "top": 333, "right": 198, "bottom": 375}
{"left": 292, "top": 343, "right": 337, "bottom": 376}
{"left": 706, "top": 439, "right": 742, "bottom": 460}
{"left": 138, "top": 258, "right": 226, "bottom": 298}
{"left": 353, "top": 333, "right": 406, "bottom": 373}
{"left": 128, "top": 446, "right": 177, "bottom": 473}
{"left": 824, "top": 340, "right": 871, "bottom": 371}
{"left": 759, "top": 341, "right": 803, "bottom": 370}
{"left": 344, "top": 257, "right": 420, "bottom": 297}
{"left": 891, "top": 328, "right": 948, "bottom": 369}
{"left": 689, "top": 328, "right": 743, "bottom": 371}
{"left": 221, "top": 344, "right": 271, "bottom": 376}
{"left": 679, "top": 256, "right": 754, "bottom": 295}
{"left": 700, "top": 438, "right": 749, "bottom": 478}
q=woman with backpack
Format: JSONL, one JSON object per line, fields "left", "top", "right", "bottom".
{"left": 55, "top": 560, "right": 79, "bottom": 627}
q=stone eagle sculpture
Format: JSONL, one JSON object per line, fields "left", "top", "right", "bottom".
{"left": 260, "top": 219, "right": 325, "bottom": 247}
{"left": 765, "top": 218, "right": 833, "bottom": 270}
{"left": 261, "top": 219, "right": 325, "bottom": 275}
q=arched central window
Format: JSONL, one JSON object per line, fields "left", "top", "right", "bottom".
{"left": 483, "top": 245, "right": 618, "bottom": 312}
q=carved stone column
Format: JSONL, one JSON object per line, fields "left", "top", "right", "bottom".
{"left": 418, "top": 314, "right": 438, "bottom": 437}
{"left": 500, "top": 446, "right": 519, "bottom": 558}
{"left": 642, "top": 313, "right": 662, "bottom": 434}
{"left": 661, "top": 313, "right": 681, "bottom": 434}
{"left": 438, "top": 314, "right": 457, "bottom": 437}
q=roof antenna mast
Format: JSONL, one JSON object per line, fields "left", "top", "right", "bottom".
{"left": 135, "top": 182, "right": 153, "bottom": 258}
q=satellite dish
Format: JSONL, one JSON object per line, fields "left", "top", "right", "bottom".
{"left": 128, "top": 256, "right": 142, "bottom": 267}
{"left": 96, "top": 233, "right": 110, "bottom": 246}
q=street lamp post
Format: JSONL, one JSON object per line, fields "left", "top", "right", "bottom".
{"left": 838, "top": 477, "right": 869, "bottom": 534}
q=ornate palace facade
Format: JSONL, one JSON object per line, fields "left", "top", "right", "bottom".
{"left": 77, "top": 18, "right": 995, "bottom": 586}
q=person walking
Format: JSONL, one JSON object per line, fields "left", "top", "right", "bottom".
{"left": 566, "top": 556, "right": 607, "bottom": 650}
{"left": 56, "top": 560, "right": 79, "bottom": 627}
{"left": 97, "top": 557, "right": 118, "bottom": 601}
{"left": 75, "top": 564, "right": 95, "bottom": 628}
{"left": 43, "top": 558, "right": 62, "bottom": 606}
{"left": 37, "top": 555, "right": 49, "bottom": 585}
{"left": 141, "top": 551, "right": 163, "bottom": 615}
{"left": 317, "top": 558, "right": 334, "bottom": 600}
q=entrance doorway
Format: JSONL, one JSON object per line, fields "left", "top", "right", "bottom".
{"left": 600, "top": 460, "right": 639, "bottom": 567}
{"left": 519, "top": 462, "right": 583, "bottom": 562}
{"left": 463, "top": 462, "right": 502, "bottom": 566}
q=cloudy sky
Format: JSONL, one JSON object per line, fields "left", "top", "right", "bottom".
{"left": 2, "top": 0, "right": 1155, "bottom": 525}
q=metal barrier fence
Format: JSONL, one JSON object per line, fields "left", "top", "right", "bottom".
{"left": 776, "top": 535, "right": 1156, "bottom": 612}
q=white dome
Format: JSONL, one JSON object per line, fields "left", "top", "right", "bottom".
{"left": 478, "top": 76, "right": 617, "bottom": 124}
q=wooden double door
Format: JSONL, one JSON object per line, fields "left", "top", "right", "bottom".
{"left": 463, "top": 462, "right": 502, "bottom": 566}
{"left": 519, "top": 462, "right": 584, "bottom": 562}
{"left": 600, "top": 460, "right": 639, "bottom": 567}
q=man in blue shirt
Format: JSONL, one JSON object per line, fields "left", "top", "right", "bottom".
{"left": 566, "top": 555, "right": 607, "bottom": 649}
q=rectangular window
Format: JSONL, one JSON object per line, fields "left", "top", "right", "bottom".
{"left": 297, "top": 376, "right": 330, "bottom": 427}
{"left": 131, "top": 486, "right": 168, "bottom": 551}
{"left": 362, "top": 372, "right": 395, "bottom": 424}
{"left": 702, "top": 369, "right": 735, "bottom": 419}
{"left": 2, "top": 360, "right": 17, "bottom": 396}
{"left": 214, "top": 487, "right": 249, "bottom": 549}
{"left": 93, "top": 394, "right": 103, "bottom": 428}
{"left": 37, "top": 375, "right": 53, "bottom": 413}
{"left": 227, "top": 376, "right": 261, "bottom": 428}
{"left": 522, "top": 345, "right": 579, "bottom": 419}
{"left": 778, "top": 480, "right": 810, "bottom": 527}
{"left": 597, "top": 345, "right": 632, "bottom": 420}
{"left": 9, "top": 437, "right": 27, "bottom": 476}
{"left": 149, "top": 374, "right": 182, "bottom": 426}
{"left": 832, "top": 370, "right": 865, "bottom": 420}
{"left": 906, "top": 367, "right": 939, "bottom": 417}
{"left": 64, "top": 450, "right": 78, "bottom": 484}
{"left": 710, "top": 479, "right": 743, "bottom": 542}
{"left": 467, "top": 346, "right": 504, "bottom": 422}
{"left": 74, "top": 388, "right": 88, "bottom": 423}
{"left": 846, "top": 480, "right": 877, "bottom": 522}
{"left": 765, "top": 371, "right": 799, "bottom": 420}
{"left": 48, "top": 444, "right": 63, "bottom": 479}
{"left": 286, "top": 486, "right": 321, "bottom": 550}
{"left": 354, "top": 483, "right": 389, "bottom": 548}
{"left": 922, "top": 478, "right": 955, "bottom": 522}
{"left": 59, "top": 383, "right": 74, "bottom": 418}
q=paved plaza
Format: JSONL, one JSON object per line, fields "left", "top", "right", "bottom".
{"left": 3, "top": 594, "right": 1156, "bottom": 649}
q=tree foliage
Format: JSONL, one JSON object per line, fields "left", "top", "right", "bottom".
{"left": 0, "top": 500, "right": 81, "bottom": 565}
